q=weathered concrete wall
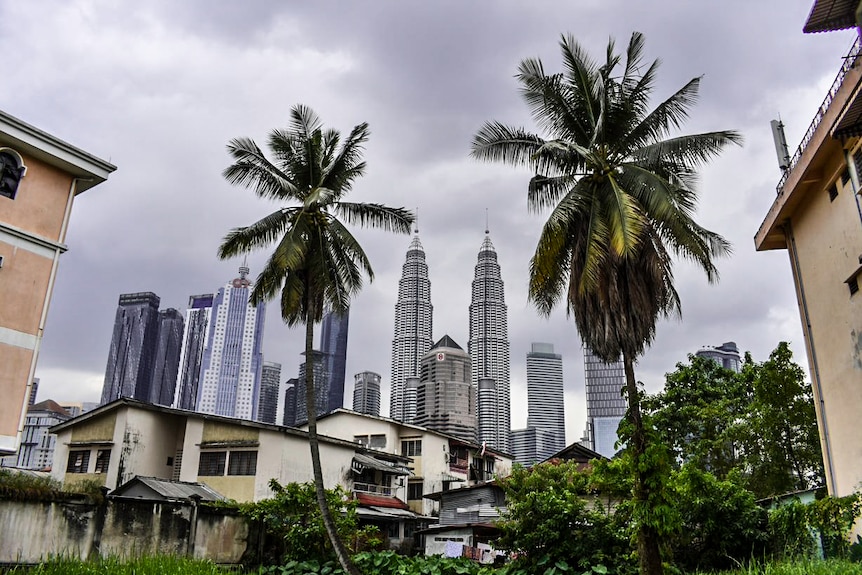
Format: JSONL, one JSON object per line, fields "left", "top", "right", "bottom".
{"left": 0, "top": 500, "right": 95, "bottom": 561}
{"left": 0, "top": 499, "right": 248, "bottom": 564}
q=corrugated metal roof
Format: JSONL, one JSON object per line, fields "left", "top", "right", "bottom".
{"left": 804, "top": 0, "right": 859, "bottom": 33}
{"left": 833, "top": 89, "right": 862, "bottom": 137}
{"left": 111, "top": 476, "right": 225, "bottom": 502}
{"left": 355, "top": 492, "right": 410, "bottom": 509}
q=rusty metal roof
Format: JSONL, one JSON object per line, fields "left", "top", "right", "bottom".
{"left": 804, "top": 0, "right": 859, "bottom": 33}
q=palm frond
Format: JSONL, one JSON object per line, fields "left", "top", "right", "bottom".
{"left": 633, "top": 131, "right": 743, "bottom": 169}
{"left": 224, "top": 138, "right": 301, "bottom": 201}
{"left": 217, "top": 208, "right": 298, "bottom": 259}
{"left": 335, "top": 202, "right": 414, "bottom": 234}
{"left": 471, "top": 122, "right": 546, "bottom": 167}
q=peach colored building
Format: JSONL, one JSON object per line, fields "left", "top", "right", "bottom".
{"left": 0, "top": 110, "right": 115, "bottom": 455}
{"left": 755, "top": 2, "right": 862, "bottom": 498}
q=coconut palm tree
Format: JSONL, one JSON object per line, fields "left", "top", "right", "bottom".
{"left": 218, "top": 104, "right": 413, "bottom": 575}
{"left": 472, "top": 32, "right": 741, "bottom": 575}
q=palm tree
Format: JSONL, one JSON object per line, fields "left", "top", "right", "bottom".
{"left": 472, "top": 33, "right": 741, "bottom": 575}
{"left": 218, "top": 104, "right": 413, "bottom": 575}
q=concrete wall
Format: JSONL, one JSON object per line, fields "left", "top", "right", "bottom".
{"left": 0, "top": 498, "right": 247, "bottom": 564}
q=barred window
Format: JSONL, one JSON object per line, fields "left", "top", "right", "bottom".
{"left": 94, "top": 449, "right": 111, "bottom": 473}
{"left": 369, "top": 434, "right": 387, "bottom": 449}
{"left": 228, "top": 451, "right": 258, "bottom": 476}
{"left": 66, "top": 450, "right": 90, "bottom": 473}
{"left": 198, "top": 451, "right": 226, "bottom": 476}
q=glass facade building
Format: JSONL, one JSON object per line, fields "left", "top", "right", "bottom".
{"left": 583, "top": 346, "right": 627, "bottom": 458}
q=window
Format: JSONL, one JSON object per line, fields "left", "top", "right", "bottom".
{"left": 407, "top": 480, "right": 424, "bottom": 500}
{"left": 850, "top": 277, "right": 859, "bottom": 296}
{"left": 369, "top": 434, "right": 387, "bottom": 449}
{"left": 66, "top": 450, "right": 90, "bottom": 473}
{"left": 228, "top": 451, "right": 258, "bottom": 476}
{"left": 198, "top": 451, "right": 226, "bottom": 476}
{"left": 0, "top": 149, "right": 25, "bottom": 200}
{"left": 401, "top": 439, "right": 422, "bottom": 457}
{"left": 354, "top": 435, "right": 369, "bottom": 446}
{"left": 94, "top": 449, "right": 111, "bottom": 473}
{"left": 829, "top": 184, "right": 839, "bottom": 202}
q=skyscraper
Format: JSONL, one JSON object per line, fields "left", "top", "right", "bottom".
{"left": 151, "top": 308, "right": 184, "bottom": 406}
{"left": 196, "top": 266, "right": 265, "bottom": 419}
{"left": 415, "top": 335, "right": 476, "bottom": 443}
{"left": 320, "top": 308, "right": 349, "bottom": 413}
{"left": 510, "top": 427, "right": 558, "bottom": 466}
{"left": 468, "top": 231, "right": 511, "bottom": 452}
{"left": 353, "top": 371, "right": 381, "bottom": 416}
{"left": 283, "top": 379, "right": 298, "bottom": 427}
{"left": 526, "top": 343, "right": 565, "bottom": 453}
{"left": 258, "top": 361, "right": 281, "bottom": 424}
{"left": 583, "top": 347, "right": 627, "bottom": 458}
{"left": 292, "top": 350, "right": 329, "bottom": 425}
{"left": 695, "top": 341, "right": 742, "bottom": 372}
{"left": 390, "top": 232, "right": 433, "bottom": 421}
{"left": 175, "top": 294, "right": 214, "bottom": 410}
{"left": 101, "top": 292, "right": 162, "bottom": 405}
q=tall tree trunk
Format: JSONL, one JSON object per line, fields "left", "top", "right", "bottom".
{"left": 304, "top": 319, "right": 359, "bottom": 575}
{"left": 623, "top": 351, "right": 663, "bottom": 575}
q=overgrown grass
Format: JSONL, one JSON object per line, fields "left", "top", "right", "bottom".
{"left": 706, "top": 559, "right": 862, "bottom": 575}
{"left": 5, "top": 556, "right": 233, "bottom": 574}
{"left": 0, "top": 469, "right": 103, "bottom": 503}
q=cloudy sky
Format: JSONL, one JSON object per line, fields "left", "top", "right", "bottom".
{"left": 3, "top": 1, "right": 853, "bottom": 443}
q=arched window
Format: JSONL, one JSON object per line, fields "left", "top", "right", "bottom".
{"left": 0, "top": 148, "right": 26, "bottom": 200}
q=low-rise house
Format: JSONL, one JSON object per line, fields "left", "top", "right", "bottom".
{"left": 301, "top": 409, "right": 514, "bottom": 517}
{"left": 422, "top": 482, "right": 506, "bottom": 562}
{"left": 49, "top": 398, "right": 422, "bottom": 547}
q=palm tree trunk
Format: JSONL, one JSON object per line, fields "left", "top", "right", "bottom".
{"left": 304, "top": 318, "right": 359, "bottom": 575}
{"left": 622, "top": 351, "right": 663, "bottom": 575}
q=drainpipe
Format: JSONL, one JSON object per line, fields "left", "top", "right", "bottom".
{"left": 786, "top": 222, "right": 837, "bottom": 494}
{"left": 843, "top": 149, "right": 862, "bottom": 230}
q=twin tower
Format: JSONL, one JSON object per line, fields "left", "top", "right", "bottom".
{"left": 390, "top": 230, "right": 511, "bottom": 453}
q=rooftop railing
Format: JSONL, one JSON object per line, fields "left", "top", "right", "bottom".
{"left": 776, "top": 35, "right": 862, "bottom": 195}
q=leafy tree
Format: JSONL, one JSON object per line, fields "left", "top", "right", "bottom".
{"left": 240, "top": 480, "right": 381, "bottom": 565}
{"left": 496, "top": 461, "right": 636, "bottom": 575}
{"left": 667, "top": 465, "right": 768, "bottom": 572}
{"left": 219, "top": 105, "right": 413, "bottom": 574}
{"left": 643, "top": 354, "right": 748, "bottom": 479}
{"left": 645, "top": 343, "right": 824, "bottom": 498}
{"left": 744, "top": 342, "right": 823, "bottom": 498}
{"left": 472, "top": 32, "right": 740, "bottom": 575}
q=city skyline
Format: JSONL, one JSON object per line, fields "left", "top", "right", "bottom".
{"left": 17, "top": 1, "right": 837, "bottom": 444}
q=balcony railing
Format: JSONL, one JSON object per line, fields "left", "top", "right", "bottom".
{"left": 776, "top": 35, "right": 862, "bottom": 195}
{"left": 353, "top": 482, "right": 394, "bottom": 496}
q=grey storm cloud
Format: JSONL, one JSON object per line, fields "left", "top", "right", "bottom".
{"left": 1, "top": 0, "right": 849, "bottom": 442}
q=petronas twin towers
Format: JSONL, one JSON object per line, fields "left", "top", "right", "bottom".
{"left": 390, "top": 229, "right": 511, "bottom": 453}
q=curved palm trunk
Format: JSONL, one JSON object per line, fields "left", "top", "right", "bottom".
{"left": 304, "top": 319, "right": 360, "bottom": 575}
{"left": 623, "top": 351, "right": 663, "bottom": 575}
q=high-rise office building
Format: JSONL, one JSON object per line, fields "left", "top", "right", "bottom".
{"left": 526, "top": 343, "right": 565, "bottom": 454}
{"left": 196, "top": 266, "right": 265, "bottom": 419}
{"left": 390, "top": 232, "right": 433, "bottom": 421}
{"left": 320, "top": 308, "right": 349, "bottom": 413}
{"left": 28, "top": 378, "right": 38, "bottom": 406}
{"left": 695, "top": 341, "right": 742, "bottom": 372}
{"left": 415, "top": 336, "right": 476, "bottom": 443}
{"left": 0, "top": 400, "right": 70, "bottom": 470}
{"left": 583, "top": 347, "right": 627, "bottom": 458}
{"left": 468, "top": 231, "right": 511, "bottom": 452}
{"left": 258, "top": 361, "right": 281, "bottom": 424}
{"left": 283, "top": 379, "right": 298, "bottom": 427}
{"left": 353, "top": 371, "right": 381, "bottom": 416}
{"left": 176, "top": 294, "right": 214, "bottom": 410}
{"left": 292, "top": 351, "right": 329, "bottom": 425}
{"left": 510, "top": 427, "right": 558, "bottom": 466}
{"left": 100, "top": 292, "right": 162, "bottom": 405}
{"left": 151, "top": 308, "right": 184, "bottom": 406}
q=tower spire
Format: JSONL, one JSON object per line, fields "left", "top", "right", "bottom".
{"left": 414, "top": 207, "right": 420, "bottom": 235}
{"left": 239, "top": 256, "right": 249, "bottom": 280}
{"left": 485, "top": 208, "right": 489, "bottom": 235}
